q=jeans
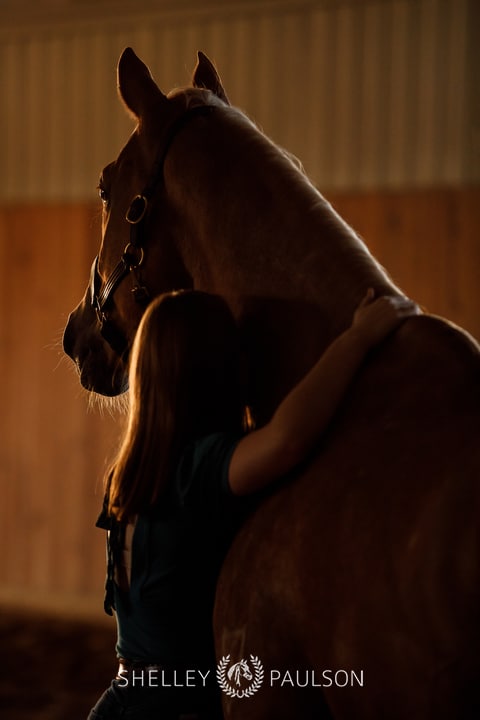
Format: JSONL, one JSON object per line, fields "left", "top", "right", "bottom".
{"left": 87, "top": 678, "right": 222, "bottom": 719}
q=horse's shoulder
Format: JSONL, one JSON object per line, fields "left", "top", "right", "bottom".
{"left": 400, "top": 313, "right": 480, "bottom": 371}
{"left": 375, "top": 313, "right": 480, "bottom": 416}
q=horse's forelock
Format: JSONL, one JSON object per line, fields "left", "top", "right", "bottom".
{"left": 166, "top": 86, "right": 227, "bottom": 110}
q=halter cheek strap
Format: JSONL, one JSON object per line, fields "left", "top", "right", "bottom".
{"left": 90, "top": 241, "right": 147, "bottom": 358}
{"left": 92, "top": 104, "right": 216, "bottom": 357}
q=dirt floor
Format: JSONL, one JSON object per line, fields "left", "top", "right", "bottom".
{"left": 0, "top": 607, "right": 116, "bottom": 719}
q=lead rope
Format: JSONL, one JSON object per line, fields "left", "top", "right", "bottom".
{"left": 95, "top": 475, "right": 126, "bottom": 616}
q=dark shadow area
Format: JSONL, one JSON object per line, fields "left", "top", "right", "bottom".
{"left": 0, "top": 607, "right": 116, "bottom": 719}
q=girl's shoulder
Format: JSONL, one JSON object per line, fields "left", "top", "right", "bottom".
{"left": 174, "top": 431, "right": 243, "bottom": 509}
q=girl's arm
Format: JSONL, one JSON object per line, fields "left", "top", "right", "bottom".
{"left": 228, "top": 290, "right": 419, "bottom": 496}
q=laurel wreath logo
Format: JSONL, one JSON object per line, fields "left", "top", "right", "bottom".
{"left": 216, "top": 654, "right": 264, "bottom": 698}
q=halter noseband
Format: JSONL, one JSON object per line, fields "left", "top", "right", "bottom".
{"left": 91, "top": 104, "right": 215, "bottom": 357}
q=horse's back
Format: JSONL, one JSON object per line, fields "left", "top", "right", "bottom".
{"left": 216, "top": 314, "right": 480, "bottom": 719}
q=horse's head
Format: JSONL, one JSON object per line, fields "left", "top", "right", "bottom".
{"left": 63, "top": 48, "right": 230, "bottom": 395}
{"left": 64, "top": 48, "right": 396, "bottom": 408}
{"left": 227, "top": 659, "right": 253, "bottom": 686}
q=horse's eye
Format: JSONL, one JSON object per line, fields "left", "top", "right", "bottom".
{"left": 97, "top": 185, "right": 109, "bottom": 204}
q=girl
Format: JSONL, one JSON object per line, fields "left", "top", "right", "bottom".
{"left": 89, "top": 288, "right": 418, "bottom": 720}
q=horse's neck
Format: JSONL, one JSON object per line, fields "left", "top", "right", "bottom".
{"left": 168, "top": 108, "right": 394, "bottom": 321}
{"left": 165, "top": 108, "right": 397, "bottom": 418}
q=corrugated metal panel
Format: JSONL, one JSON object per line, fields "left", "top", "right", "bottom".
{"left": 0, "top": 0, "right": 475, "bottom": 201}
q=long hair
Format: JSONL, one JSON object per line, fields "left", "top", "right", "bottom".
{"left": 107, "top": 290, "right": 249, "bottom": 521}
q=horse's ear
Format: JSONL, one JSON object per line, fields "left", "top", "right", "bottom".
{"left": 117, "top": 47, "right": 167, "bottom": 119}
{"left": 192, "top": 51, "right": 230, "bottom": 105}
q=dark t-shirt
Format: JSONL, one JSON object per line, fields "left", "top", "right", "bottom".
{"left": 111, "top": 431, "right": 246, "bottom": 668}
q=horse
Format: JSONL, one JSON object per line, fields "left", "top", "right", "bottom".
{"left": 63, "top": 48, "right": 480, "bottom": 719}
{"left": 227, "top": 659, "right": 253, "bottom": 687}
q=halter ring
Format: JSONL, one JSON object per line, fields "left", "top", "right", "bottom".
{"left": 122, "top": 243, "right": 145, "bottom": 269}
{"left": 126, "top": 194, "right": 148, "bottom": 224}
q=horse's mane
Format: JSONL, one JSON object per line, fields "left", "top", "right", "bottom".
{"left": 231, "top": 101, "right": 398, "bottom": 302}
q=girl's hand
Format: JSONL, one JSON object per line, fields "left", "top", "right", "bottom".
{"left": 352, "top": 288, "right": 421, "bottom": 348}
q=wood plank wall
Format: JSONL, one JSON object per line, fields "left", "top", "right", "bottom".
{"left": 0, "top": 187, "right": 479, "bottom": 616}
{"left": 329, "top": 187, "right": 480, "bottom": 340}
{"left": 0, "top": 204, "right": 122, "bottom": 617}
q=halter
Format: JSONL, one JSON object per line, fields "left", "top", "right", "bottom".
{"left": 91, "top": 104, "right": 215, "bottom": 357}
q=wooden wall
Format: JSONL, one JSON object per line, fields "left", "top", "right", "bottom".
{"left": 330, "top": 187, "right": 480, "bottom": 340}
{"left": 0, "top": 204, "right": 122, "bottom": 617}
{"left": 0, "top": 187, "right": 479, "bottom": 615}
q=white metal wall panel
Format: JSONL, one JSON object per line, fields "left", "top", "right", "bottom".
{"left": 0, "top": 0, "right": 476, "bottom": 201}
